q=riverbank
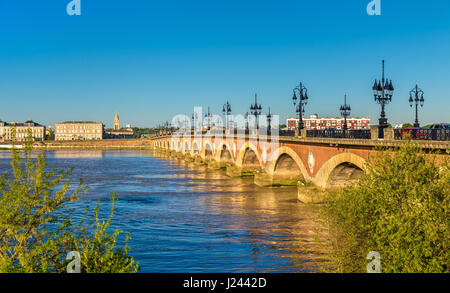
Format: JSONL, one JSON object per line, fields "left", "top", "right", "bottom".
{"left": 0, "top": 139, "right": 153, "bottom": 150}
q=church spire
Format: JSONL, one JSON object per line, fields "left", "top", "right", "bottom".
{"left": 114, "top": 112, "right": 120, "bottom": 130}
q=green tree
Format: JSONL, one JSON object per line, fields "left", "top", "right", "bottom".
{"left": 321, "top": 142, "right": 449, "bottom": 273}
{"left": 0, "top": 128, "right": 139, "bottom": 273}
{"left": 46, "top": 127, "right": 54, "bottom": 141}
{"left": 401, "top": 123, "right": 413, "bottom": 128}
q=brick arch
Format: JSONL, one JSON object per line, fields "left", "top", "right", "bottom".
{"left": 313, "top": 152, "right": 368, "bottom": 188}
{"left": 182, "top": 140, "right": 191, "bottom": 154}
{"left": 236, "top": 142, "right": 263, "bottom": 168}
{"left": 201, "top": 140, "right": 214, "bottom": 159}
{"left": 215, "top": 141, "right": 234, "bottom": 162}
{"left": 266, "top": 146, "right": 310, "bottom": 181}
{"left": 171, "top": 137, "right": 182, "bottom": 152}
{"left": 192, "top": 140, "right": 201, "bottom": 155}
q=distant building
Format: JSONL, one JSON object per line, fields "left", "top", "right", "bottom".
{"left": 105, "top": 113, "right": 134, "bottom": 139}
{"left": 54, "top": 121, "right": 104, "bottom": 141}
{"left": 0, "top": 120, "right": 46, "bottom": 142}
{"left": 287, "top": 115, "right": 370, "bottom": 130}
{"left": 114, "top": 112, "right": 120, "bottom": 130}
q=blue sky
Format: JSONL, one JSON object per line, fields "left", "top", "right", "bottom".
{"left": 0, "top": 0, "right": 449, "bottom": 128}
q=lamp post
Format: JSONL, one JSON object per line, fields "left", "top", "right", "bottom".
{"left": 250, "top": 94, "right": 262, "bottom": 130}
{"left": 183, "top": 115, "right": 190, "bottom": 131}
{"left": 340, "top": 94, "right": 351, "bottom": 131}
{"left": 192, "top": 112, "right": 199, "bottom": 132}
{"left": 372, "top": 60, "right": 394, "bottom": 139}
{"left": 204, "top": 106, "right": 212, "bottom": 131}
{"left": 245, "top": 112, "right": 249, "bottom": 133}
{"left": 292, "top": 82, "right": 308, "bottom": 135}
{"left": 222, "top": 101, "right": 232, "bottom": 132}
{"left": 267, "top": 107, "right": 273, "bottom": 134}
{"left": 409, "top": 85, "right": 425, "bottom": 128}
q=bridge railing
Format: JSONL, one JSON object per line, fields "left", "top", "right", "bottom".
{"left": 394, "top": 129, "right": 450, "bottom": 141}
{"left": 279, "top": 130, "right": 296, "bottom": 137}
{"left": 306, "top": 129, "right": 371, "bottom": 140}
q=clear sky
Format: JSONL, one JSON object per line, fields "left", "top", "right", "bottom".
{"left": 0, "top": 0, "right": 449, "bottom": 128}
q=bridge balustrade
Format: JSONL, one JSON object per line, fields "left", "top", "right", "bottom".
{"left": 306, "top": 129, "right": 371, "bottom": 140}
{"left": 394, "top": 129, "right": 450, "bottom": 141}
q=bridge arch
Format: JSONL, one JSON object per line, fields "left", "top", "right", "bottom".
{"left": 236, "top": 142, "right": 263, "bottom": 169}
{"left": 192, "top": 141, "right": 201, "bottom": 155}
{"left": 183, "top": 141, "right": 191, "bottom": 154}
{"left": 202, "top": 140, "right": 214, "bottom": 159}
{"left": 215, "top": 141, "right": 234, "bottom": 162}
{"left": 313, "top": 152, "right": 367, "bottom": 188}
{"left": 267, "top": 146, "right": 310, "bottom": 181}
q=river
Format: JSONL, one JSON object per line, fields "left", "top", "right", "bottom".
{"left": 0, "top": 150, "right": 326, "bottom": 273}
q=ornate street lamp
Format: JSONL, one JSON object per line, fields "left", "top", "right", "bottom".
{"left": 222, "top": 101, "right": 232, "bottom": 131}
{"left": 372, "top": 60, "right": 394, "bottom": 139}
{"left": 192, "top": 112, "right": 199, "bottom": 132}
{"left": 267, "top": 107, "right": 273, "bottom": 133}
{"left": 250, "top": 94, "right": 262, "bottom": 130}
{"left": 204, "top": 106, "right": 212, "bottom": 131}
{"left": 340, "top": 94, "right": 351, "bottom": 131}
{"left": 183, "top": 115, "right": 190, "bottom": 131}
{"left": 292, "top": 82, "right": 308, "bottom": 134}
{"left": 409, "top": 85, "right": 425, "bottom": 128}
{"left": 244, "top": 112, "right": 249, "bottom": 133}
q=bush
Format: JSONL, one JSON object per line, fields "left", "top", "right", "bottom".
{"left": 321, "top": 142, "right": 449, "bottom": 273}
{"left": 0, "top": 130, "right": 139, "bottom": 273}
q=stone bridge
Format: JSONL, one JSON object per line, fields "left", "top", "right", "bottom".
{"left": 150, "top": 133, "right": 449, "bottom": 189}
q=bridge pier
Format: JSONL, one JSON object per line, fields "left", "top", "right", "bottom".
{"left": 297, "top": 186, "right": 327, "bottom": 204}
{"left": 254, "top": 172, "right": 305, "bottom": 187}
{"left": 208, "top": 160, "right": 228, "bottom": 170}
{"left": 192, "top": 155, "right": 208, "bottom": 166}
{"left": 225, "top": 164, "right": 260, "bottom": 177}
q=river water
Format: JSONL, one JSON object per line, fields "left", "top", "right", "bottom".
{"left": 0, "top": 150, "right": 326, "bottom": 273}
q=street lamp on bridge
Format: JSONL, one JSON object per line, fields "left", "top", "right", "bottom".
{"left": 267, "top": 107, "right": 273, "bottom": 133}
{"left": 292, "top": 82, "right": 308, "bottom": 135}
{"left": 340, "top": 94, "right": 351, "bottom": 131}
{"left": 245, "top": 112, "right": 249, "bottom": 133}
{"left": 409, "top": 84, "right": 425, "bottom": 128}
{"left": 222, "top": 101, "right": 232, "bottom": 131}
{"left": 250, "top": 94, "right": 262, "bottom": 130}
{"left": 372, "top": 60, "right": 394, "bottom": 139}
{"left": 192, "top": 112, "right": 199, "bottom": 132}
{"left": 204, "top": 106, "right": 212, "bottom": 131}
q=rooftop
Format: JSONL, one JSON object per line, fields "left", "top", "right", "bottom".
{"left": 56, "top": 121, "right": 103, "bottom": 124}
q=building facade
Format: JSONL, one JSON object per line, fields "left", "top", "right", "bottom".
{"left": 287, "top": 114, "right": 370, "bottom": 130}
{"left": 0, "top": 120, "right": 46, "bottom": 142}
{"left": 54, "top": 121, "right": 104, "bottom": 141}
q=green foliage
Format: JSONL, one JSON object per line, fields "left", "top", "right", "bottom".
{"left": 46, "top": 128, "right": 54, "bottom": 141}
{"left": 401, "top": 123, "right": 413, "bottom": 129}
{"left": 0, "top": 128, "right": 139, "bottom": 273}
{"left": 132, "top": 127, "right": 152, "bottom": 138}
{"left": 321, "top": 142, "right": 449, "bottom": 273}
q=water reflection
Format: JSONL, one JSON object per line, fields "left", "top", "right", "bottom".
{"left": 0, "top": 149, "right": 325, "bottom": 272}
